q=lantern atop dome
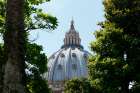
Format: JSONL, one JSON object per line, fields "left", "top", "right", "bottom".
{"left": 62, "top": 20, "right": 83, "bottom": 49}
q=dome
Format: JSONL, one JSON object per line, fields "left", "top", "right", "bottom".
{"left": 45, "top": 20, "right": 89, "bottom": 93}
{"left": 47, "top": 47, "right": 89, "bottom": 81}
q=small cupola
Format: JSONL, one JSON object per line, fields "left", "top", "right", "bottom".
{"left": 62, "top": 20, "right": 83, "bottom": 49}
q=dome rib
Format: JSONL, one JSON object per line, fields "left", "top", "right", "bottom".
{"left": 75, "top": 48, "right": 83, "bottom": 77}
{"left": 50, "top": 49, "right": 64, "bottom": 81}
{"left": 67, "top": 48, "right": 71, "bottom": 80}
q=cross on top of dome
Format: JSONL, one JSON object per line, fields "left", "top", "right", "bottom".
{"left": 70, "top": 19, "right": 75, "bottom": 31}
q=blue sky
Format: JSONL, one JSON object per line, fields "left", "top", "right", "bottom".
{"left": 29, "top": 0, "right": 105, "bottom": 56}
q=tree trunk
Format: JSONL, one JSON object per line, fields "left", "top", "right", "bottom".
{"left": 3, "top": 0, "right": 26, "bottom": 93}
{"left": 0, "top": 44, "right": 5, "bottom": 93}
{"left": 0, "top": 64, "right": 4, "bottom": 92}
{"left": 0, "top": 63, "right": 3, "bottom": 92}
{"left": 122, "top": 80, "right": 129, "bottom": 93}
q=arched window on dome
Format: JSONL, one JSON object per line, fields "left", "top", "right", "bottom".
{"left": 78, "top": 47, "right": 82, "bottom": 50}
{"left": 48, "top": 67, "right": 50, "bottom": 72}
{"left": 72, "top": 53, "right": 76, "bottom": 57}
{"left": 60, "top": 53, "right": 65, "bottom": 58}
{"left": 84, "top": 53, "right": 88, "bottom": 59}
{"left": 64, "top": 47, "right": 67, "bottom": 50}
{"left": 72, "top": 64, "right": 77, "bottom": 70}
{"left": 57, "top": 64, "right": 62, "bottom": 70}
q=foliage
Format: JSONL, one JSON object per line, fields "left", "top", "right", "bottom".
{"left": 64, "top": 78, "right": 95, "bottom": 93}
{"left": 0, "top": 43, "right": 50, "bottom": 93}
{"left": 104, "top": 0, "right": 140, "bottom": 36}
{"left": 89, "top": 24, "right": 126, "bottom": 93}
{"left": 0, "top": 0, "right": 57, "bottom": 92}
{"left": 26, "top": 43, "right": 50, "bottom": 93}
{"left": 0, "top": 0, "right": 58, "bottom": 34}
{"left": 89, "top": 0, "right": 140, "bottom": 93}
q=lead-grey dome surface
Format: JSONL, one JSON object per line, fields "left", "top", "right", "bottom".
{"left": 47, "top": 47, "right": 89, "bottom": 81}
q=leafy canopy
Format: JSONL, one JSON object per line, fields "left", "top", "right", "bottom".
{"left": 0, "top": 0, "right": 58, "bottom": 93}
{"left": 26, "top": 43, "right": 50, "bottom": 93}
{"left": 89, "top": 0, "right": 140, "bottom": 93}
{"left": 0, "top": 0, "right": 58, "bottom": 34}
{"left": 64, "top": 78, "right": 95, "bottom": 93}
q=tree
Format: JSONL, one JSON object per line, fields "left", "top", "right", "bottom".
{"left": 0, "top": 44, "right": 4, "bottom": 92}
{"left": 25, "top": 43, "right": 50, "bottom": 93}
{"left": 64, "top": 78, "right": 95, "bottom": 93}
{"left": 89, "top": 0, "right": 140, "bottom": 93}
{"left": 0, "top": 0, "right": 58, "bottom": 34}
{"left": 89, "top": 24, "right": 126, "bottom": 93}
{"left": 3, "top": 0, "right": 26, "bottom": 93}
{"left": 0, "top": 0, "right": 57, "bottom": 92}
{"left": 0, "top": 42, "right": 51, "bottom": 93}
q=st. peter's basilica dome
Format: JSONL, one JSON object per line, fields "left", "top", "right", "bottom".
{"left": 45, "top": 20, "right": 89, "bottom": 93}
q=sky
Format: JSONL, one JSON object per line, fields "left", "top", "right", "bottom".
{"left": 29, "top": 0, "right": 105, "bottom": 56}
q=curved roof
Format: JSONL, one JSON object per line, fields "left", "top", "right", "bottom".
{"left": 45, "top": 20, "right": 89, "bottom": 84}
{"left": 47, "top": 47, "right": 89, "bottom": 82}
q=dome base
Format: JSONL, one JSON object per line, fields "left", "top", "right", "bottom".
{"left": 61, "top": 44, "right": 83, "bottom": 49}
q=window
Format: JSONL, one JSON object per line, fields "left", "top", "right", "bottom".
{"left": 48, "top": 67, "right": 50, "bottom": 72}
{"left": 60, "top": 53, "right": 65, "bottom": 58}
{"left": 57, "top": 64, "right": 62, "bottom": 70}
{"left": 84, "top": 54, "right": 88, "bottom": 59}
{"left": 72, "top": 53, "right": 76, "bottom": 57}
{"left": 72, "top": 64, "right": 77, "bottom": 70}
